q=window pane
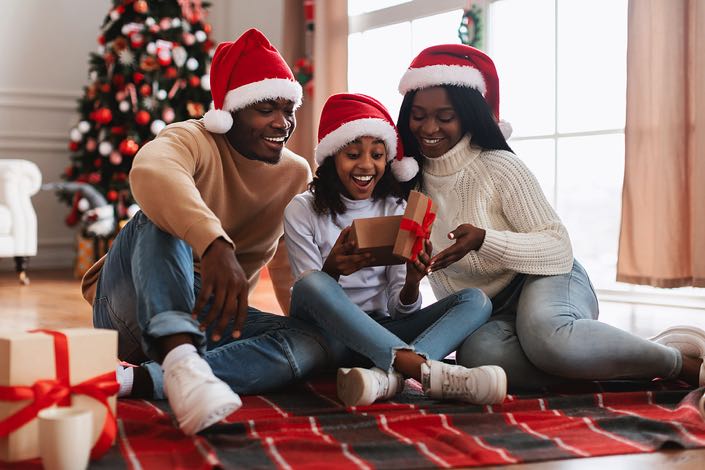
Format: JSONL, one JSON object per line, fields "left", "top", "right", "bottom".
{"left": 348, "top": 22, "right": 412, "bottom": 119}
{"left": 556, "top": 134, "right": 624, "bottom": 289}
{"left": 348, "top": 0, "right": 411, "bottom": 16}
{"left": 488, "top": 0, "right": 555, "bottom": 137}
{"left": 411, "top": 10, "right": 463, "bottom": 55}
{"left": 509, "top": 139, "right": 556, "bottom": 207}
{"left": 557, "top": 0, "right": 627, "bottom": 133}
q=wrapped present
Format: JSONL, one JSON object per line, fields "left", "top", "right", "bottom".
{"left": 74, "top": 234, "right": 114, "bottom": 279}
{"left": 393, "top": 190, "right": 437, "bottom": 261}
{"left": 350, "top": 215, "right": 405, "bottom": 266}
{"left": 0, "top": 328, "right": 118, "bottom": 462}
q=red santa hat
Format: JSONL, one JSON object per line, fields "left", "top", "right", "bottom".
{"left": 203, "top": 28, "right": 303, "bottom": 133}
{"left": 315, "top": 93, "right": 419, "bottom": 182}
{"left": 398, "top": 43, "right": 512, "bottom": 139}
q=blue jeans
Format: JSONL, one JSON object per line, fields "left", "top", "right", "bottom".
{"left": 456, "top": 260, "right": 682, "bottom": 390}
{"left": 93, "top": 212, "right": 332, "bottom": 398}
{"left": 289, "top": 271, "right": 492, "bottom": 372}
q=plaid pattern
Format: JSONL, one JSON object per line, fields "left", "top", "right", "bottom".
{"left": 9, "top": 378, "right": 705, "bottom": 469}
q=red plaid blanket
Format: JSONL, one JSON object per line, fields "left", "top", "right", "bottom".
{"left": 8, "top": 378, "right": 705, "bottom": 469}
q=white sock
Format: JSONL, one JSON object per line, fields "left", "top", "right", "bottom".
{"left": 116, "top": 365, "right": 134, "bottom": 398}
{"left": 162, "top": 343, "right": 199, "bottom": 372}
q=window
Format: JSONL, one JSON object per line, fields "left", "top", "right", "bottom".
{"left": 348, "top": 0, "right": 705, "bottom": 309}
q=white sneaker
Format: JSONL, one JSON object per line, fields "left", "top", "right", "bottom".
{"left": 421, "top": 360, "right": 506, "bottom": 405}
{"left": 650, "top": 325, "right": 705, "bottom": 358}
{"left": 337, "top": 367, "right": 404, "bottom": 407}
{"left": 163, "top": 354, "right": 242, "bottom": 435}
{"left": 651, "top": 325, "right": 705, "bottom": 386}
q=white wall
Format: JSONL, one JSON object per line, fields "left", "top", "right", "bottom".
{"left": 0, "top": 0, "right": 284, "bottom": 271}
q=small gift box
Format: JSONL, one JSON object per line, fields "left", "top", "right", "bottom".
{"left": 393, "top": 190, "right": 437, "bottom": 262}
{"left": 350, "top": 215, "right": 405, "bottom": 266}
{"left": 74, "top": 234, "right": 114, "bottom": 279}
{"left": 0, "top": 328, "right": 118, "bottom": 462}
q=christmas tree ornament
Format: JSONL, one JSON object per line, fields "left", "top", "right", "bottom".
{"left": 111, "top": 125, "right": 126, "bottom": 135}
{"left": 146, "top": 42, "right": 157, "bottom": 55}
{"left": 134, "top": 0, "right": 148, "bottom": 14}
{"left": 139, "top": 83, "right": 152, "bottom": 96}
{"left": 118, "top": 138, "right": 139, "bottom": 156}
{"left": 159, "top": 18, "right": 172, "bottom": 30}
{"left": 142, "top": 96, "right": 157, "bottom": 110}
{"left": 140, "top": 56, "right": 159, "bottom": 71}
{"left": 186, "top": 57, "right": 199, "bottom": 71}
{"left": 85, "top": 138, "right": 97, "bottom": 152}
{"left": 88, "top": 172, "right": 102, "bottom": 184}
{"left": 94, "top": 158, "right": 103, "bottom": 168}
{"left": 157, "top": 49, "right": 172, "bottom": 66}
{"left": 157, "top": 89, "right": 168, "bottom": 100}
{"left": 109, "top": 9, "right": 120, "bottom": 21}
{"left": 127, "top": 203, "right": 140, "bottom": 218}
{"left": 132, "top": 72, "right": 145, "bottom": 83}
{"left": 94, "top": 107, "right": 113, "bottom": 124}
{"left": 186, "top": 101, "right": 204, "bottom": 117}
{"left": 107, "top": 190, "right": 119, "bottom": 202}
{"left": 119, "top": 101, "right": 130, "bottom": 112}
{"left": 112, "top": 37, "right": 128, "bottom": 52}
{"left": 115, "top": 90, "right": 127, "bottom": 101}
{"left": 109, "top": 151, "right": 123, "bottom": 165}
{"left": 98, "top": 141, "right": 113, "bottom": 156}
{"left": 69, "top": 141, "right": 80, "bottom": 152}
{"left": 145, "top": 17, "right": 156, "bottom": 27}
{"left": 112, "top": 74, "right": 126, "bottom": 88}
{"left": 172, "top": 46, "right": 187, "bottom": 67}
{"left": 201, "top": 74, "right": 210, "bottom": 91}
{"left": 130, "top": 33, "right": 144, "bottom": 48}
{"left": 162, "top": 107, "right": 175, "bottom": 123}
{"left": 188, "top": 75, "right": 200, "bottom": 87}
{"left": 135, "top": 110, "right": 151, "bottom": 125}
{"left": 77, "top": 198, "right": 90, "bottom": 213}
{"left": 183, "top": 33, "right": 195, "bottom": 46}
{"left": 100, "top": 82, "right": 111, "bottom": 93}
{"left": 78, "top": 121, "right": 91, "bottom": 133}
{"left": 195, "top": 30, "right": 207, "bottom": 42}
{"left": 172, "top": 18, "right": 182, "bottom": 28}
{"left": 165, "top": 66, "right": 178, "bottom": 78}
{"left": 150, "top": 119, "right": 166, "bottom": 135}
{"left": 70, "top": 128, "right": 83, "bottom": 142}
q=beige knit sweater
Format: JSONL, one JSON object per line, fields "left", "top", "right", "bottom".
{"left": 82, "top": 119, "right": 310, "bottom": 304}
{"left": 424, "top": 135, "right": 573, "bottom": 299}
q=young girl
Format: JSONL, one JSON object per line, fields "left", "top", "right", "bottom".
{"left": 284, "top": 93, "right": 506, "bottom": 406}
{"left": 392, "top": 43, "right": 705, "bottom": 390}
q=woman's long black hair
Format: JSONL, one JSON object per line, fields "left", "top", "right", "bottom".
{"left": 308, "top": 154, "right": 403, "bottom": 221}
{"left": 397, "top": 85, "right": 513, "bottom": 196}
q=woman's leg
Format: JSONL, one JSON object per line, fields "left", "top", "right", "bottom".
{"left": 516, "top": 260, "right": 682, "bottom": 381}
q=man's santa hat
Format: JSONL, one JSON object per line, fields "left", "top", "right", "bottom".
{"left": 203, "top": 28, "right": 303, "bottom": 133}
{"left": 315, "top": 93, "right": 419, "bottom": 182}
{"left": 398, "top": 43, "right": 512, "bottom": 139}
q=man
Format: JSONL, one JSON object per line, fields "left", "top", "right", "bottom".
{"left": 82, "top": 29, "right": 331, "bottom": 435}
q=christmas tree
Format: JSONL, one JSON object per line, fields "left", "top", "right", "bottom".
{"left": 60, "top": 0, "right": 214, "bottom": 229}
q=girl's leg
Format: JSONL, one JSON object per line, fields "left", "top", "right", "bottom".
{"left": 516, "top": 260, "right": 682, "bottom": 382}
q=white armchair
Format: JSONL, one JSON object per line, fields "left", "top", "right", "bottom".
{"left": 0, "top": 159, "right": 42, "bottom": 284}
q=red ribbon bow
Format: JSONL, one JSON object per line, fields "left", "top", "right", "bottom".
{"left": 398, "top": 199, "right": 436, "bottom": 262}
{"left": 0, "top": 329, "right": 119, "bottom": 459}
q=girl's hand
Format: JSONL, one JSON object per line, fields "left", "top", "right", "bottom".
{"left": 429, "top": 224, "right": 485, "bottom": 272}
{"left": 322, "top": 226, "right": 372, "bottom": 280}
{"left": 399, "top": 239, "right": 432, "bottom": 305}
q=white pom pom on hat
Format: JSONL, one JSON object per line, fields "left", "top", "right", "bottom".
{"left": 204, "top": 28, "right": 303, "bottom": 134}
{"left": 315, "top": 93, "right": 419, "bottom": 182}
{"left": 399, "top": 43, "right": 511, "bottom": 138}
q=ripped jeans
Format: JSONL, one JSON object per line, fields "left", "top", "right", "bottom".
{"left": 289, "top": 271, "right": 492, "bottom": 372}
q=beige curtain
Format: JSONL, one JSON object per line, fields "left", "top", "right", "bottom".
{"left": 617, "top": 0, "right": 705, "bottom": 288}
{"left": 266, "top": 0, "right": 349, "bottom": 313}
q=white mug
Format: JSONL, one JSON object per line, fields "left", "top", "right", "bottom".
{"left": 38, "top": 407, "right": 93, "bottom": 470}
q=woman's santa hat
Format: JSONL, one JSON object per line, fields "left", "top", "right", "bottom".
{"left": 398, "top": 43, "right": 512, "bottom": 139}
{"left": 315, "top": 93, "right": 419, "bottom": 182}
{"left": 203, "top": 28, "right": 303, "bottom": 133}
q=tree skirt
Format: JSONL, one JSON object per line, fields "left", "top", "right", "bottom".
{"left": 9, "top": 378, "right": 705, "bottom": 469}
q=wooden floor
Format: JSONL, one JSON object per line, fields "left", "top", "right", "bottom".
{"left": 2, "top": 269, "right": 705, "bottom": 469}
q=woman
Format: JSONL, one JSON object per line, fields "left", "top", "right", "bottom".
{"left": 391, "top": 43, "right": 705, "bottom": 390}
{"left": 284, "top": 92, "right": 506, "bottom": 406}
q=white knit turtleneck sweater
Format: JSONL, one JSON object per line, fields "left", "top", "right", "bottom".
{"left": 423, "top": 134, "right": 573, "bottom": 299}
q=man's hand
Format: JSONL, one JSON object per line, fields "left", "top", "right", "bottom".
{"left": 193, "top": 237, "right": 248, "bottom": 341}
{"left": 322, "top": 227, "right": 372, "bottom": 280}
{"left": 399, "top": 239, "right": 432, "bottom": 305}
{"left": 429, "top": 224, "right": 486, "bottom": 272}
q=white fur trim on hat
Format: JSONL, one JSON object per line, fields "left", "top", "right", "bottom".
{"left": 315, "top": 118, "right": 398, "bottom": 165}
{"left": 391, "top": 157, "right": 419, "bottom": 182}
{"left": 398, "top": 65, "right": 487, "bottom": 95}
{"left": 222, "top": 78, "right": 303, "bottom": 113}
{"left": 498, "top": 119, "right": 513, "bottom": 139}
{"left": 203, "top": 108, "right": 234, "bottom": 133}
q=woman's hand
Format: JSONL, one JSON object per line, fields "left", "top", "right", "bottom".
{"left": 429, "top": 224, "right": 485, "bottom": 272}
{"left": 322, "top": 226, "right": 372, "bottom": 280}
{"left": 399, "top": 239, "right": 432, "bottom": 305}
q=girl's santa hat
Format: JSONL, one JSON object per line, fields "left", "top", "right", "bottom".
{"left": 203, "top": 28, "right": 303, "bottom": 133}
{"left": 315, "top": 93, "right": 419, "bottom": 182}
{"left": 398, "top": 43, "right": 512, "bottom": 139}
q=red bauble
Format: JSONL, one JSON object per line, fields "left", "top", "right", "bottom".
{"left": 189, "top": 75, "right": 201, "bottom": 88}
{"left": 113, "top": 172, "right": 128, "bottom": 182}
{"left": 107, "top": 190, "right": 119, "bottom": 202}
{"left": 111, "top": 125, "right": 126, "bottom": 135}
{"left": 98, "top": 35, "right": 106, "bottom": 45}
{"left": 165, "top": 67, "right": 177, "bottom": 79}
{"left": 135, "top": 110, "right": 151, "bottom": 125}
{"left": 119, "top": 139, "right": 139, "bottom": 156}
{"left": 93, "top": 158, "right": 102, "bottom": 168}
{"left": 157, "top": 53, "right": 171, "bottom": 67}
{"left": 64, "top": 166, "right": 73, "bottom": 178}
{"left": 133, "top": 72, "right": 145, "bottom": 84}
{"left": 112, "top": 74, "right": 125, "bottom": 88}
{"left": 94, "top": 108, "right": 113, "bottom": 124}
{"left": 139, "top": 83, "right": 152, "bottom": 96}
{"left": 134, "top": 0, "right": 148, "bottom": 13}
{"left": 68, "top": 141, "right": 79, "bottom": 152}
{"left": 203, "top": 23, "right": 212, "bottom": 33}
{"left": 88, "top": 172, "right": 101, "bottom": 184}
{"left": 100, "top": 83, "right": 111, "bottom": 93}
{"left": 203, "top": 40, "right": 214, "bottom": 52}
{"left": 130, "top": 33, "right": 145, "bottom": 49}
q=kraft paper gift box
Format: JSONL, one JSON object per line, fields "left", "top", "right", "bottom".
{"left": 350, "top": 215, "right": 405, "bottom": 266}
{"left": 393, "top": 190, "right": 437, "bottom": 261}
{"left": 0, "top": 328, "right": 118, "bottom": 462}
